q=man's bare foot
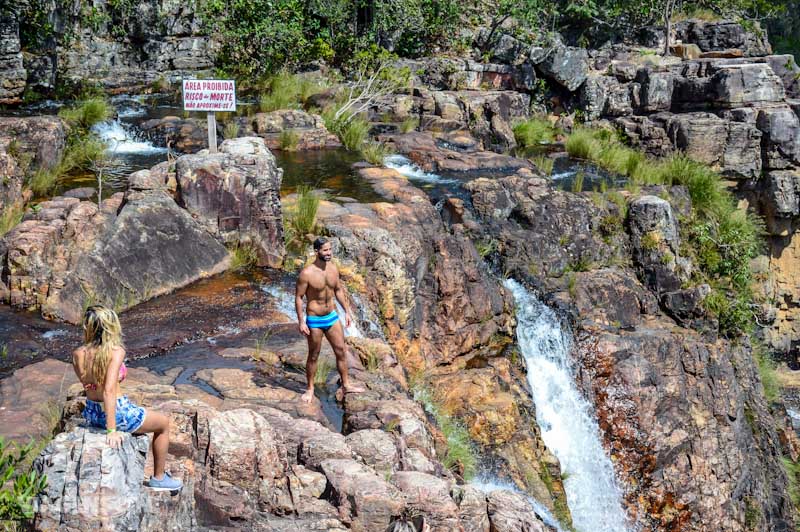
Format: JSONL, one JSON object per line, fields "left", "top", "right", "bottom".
{"left": 342, "top": 383, "right": 366, "bottom": 394}
{"left": 300, "top": 389, "right": 315, "bottom": 403}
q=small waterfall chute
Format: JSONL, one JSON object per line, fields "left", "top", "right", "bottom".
{"left": 505, "top": 278, "right": 631, "bottom": 532}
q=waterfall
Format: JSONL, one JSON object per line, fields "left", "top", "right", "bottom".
{"left": 505, "top": 279, "right": 631, "bottom": 532}
{"left": 384, "top": 154, "right": 458, "bottom": 184}
{"left": 93, "top": 120, "right": 167, "bottom": 155}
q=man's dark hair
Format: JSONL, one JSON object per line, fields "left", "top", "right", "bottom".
{"left": 313, "top": 237, "right": 329, "bottom": 251}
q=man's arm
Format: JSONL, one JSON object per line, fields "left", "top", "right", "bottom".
{"left": 333, "top": 271, "right": 352, "bottom": 328}
{"left": 295, "top": 272, "right": 310, "bottom": 336}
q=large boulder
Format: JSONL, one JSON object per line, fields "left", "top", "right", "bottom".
{"left": 0, "top": 13, "right": 26, "bottom": 102}
{"left": 252, "top": 110, "right": 340, "bottom": 150}
{"left": 33, "top": 428, "right": 194, "bottom": 531}
{"left": 0, "top": 116, "right": 67, "bottom": 172}
{"left": 628, "top": 195, "right": 685, "bottom": 295}
{"left": 756, "top": 105, "right": 800, "bottom": 170}
{"left": 762, "top": 170, "right": 800, "bottom": 234}
{"left": 635, "top": 68, "right": 674, "bottom": 112}
{"left": 46, "top": 190, "right": 231, "bottom": 322}
{"left": 674, "top": 19, "right": 772, "bottom": 57}
{"left": 175, "top": 137, "right": 285, "bottom": 268}
{"left": 536, "top": 43, "right": 590, "bottom": 91}
{"left": 486, "top": 490, "right": 551, "bottom": 532}
{"left": 140, "top": 116, "right": 209, "bottom": 153}
{"left": 766, "top": 54, "right": 800, "bottom": 98}
{"left": 711, "top": 63, "right": 785, "bottom": 106}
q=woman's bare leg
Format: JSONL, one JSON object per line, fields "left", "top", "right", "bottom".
{"left": 134, "top": 411, "right": 170, "bottom": 478}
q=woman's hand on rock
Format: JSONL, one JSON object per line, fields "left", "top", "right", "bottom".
{"left": 107, "top": 431, "right": 124, "bottom": 448}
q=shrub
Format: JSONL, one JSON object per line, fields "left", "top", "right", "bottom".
{"left": 284, "top": 185, "right": 321, "bottom": 252}
{"left": 229, "top": 242, "right": 258, "bottom": 271}
{"left": 513, "top": 117, "right": 556, "bottom": 148}
{"left": 0, "top": 437, "right": 48, "bottom": 521}
{"left": 336, "top": 116, "right": 370, "bottom": 151}
{"left": 278, "top": 130, "right": 300, "bottom": 151}
{"left": 360, "top": 142, "right": 392, "bottom": 165}
{"left": 314, "top": 357, "right": 335, "bottom": 386}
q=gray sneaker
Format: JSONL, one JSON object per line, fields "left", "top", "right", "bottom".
{"left": 148, "top": 472, "right": 183, "bottom": 492}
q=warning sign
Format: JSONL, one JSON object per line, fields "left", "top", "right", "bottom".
{"left": 182, "top": 79, "right": 236, "bottom": 112}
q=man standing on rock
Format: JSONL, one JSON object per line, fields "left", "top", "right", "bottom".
{"left": 296, "top": 237, "right": 365, "bottom": 403}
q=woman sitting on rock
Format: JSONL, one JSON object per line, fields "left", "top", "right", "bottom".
{"left": 71, "top": 305, "right": 182, "bottom": 491}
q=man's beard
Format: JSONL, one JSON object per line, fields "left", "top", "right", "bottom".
{"left": 319, "top": 254, "right": 332, "bottom": 262}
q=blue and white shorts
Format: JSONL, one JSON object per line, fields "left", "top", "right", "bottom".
{"left": 83, "top": 396, "right": 146, "bottom": 433}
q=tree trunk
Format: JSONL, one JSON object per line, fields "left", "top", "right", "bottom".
{"left": 663, "top": 0, "right": 676, "bottom": 56}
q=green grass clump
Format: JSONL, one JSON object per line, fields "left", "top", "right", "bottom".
{"left": 752, "top": 341, "right": 780, "bottom": 404}
{"left": 533, "top": 155, "right": 554, "bottom": 175}
{"left": 360, "top": 141, "right": 392, "bottom": 165}
{"left": 58, "top": 98, "right": 110, "bottom": 131}
{"left": 513, "top": 117, "right": 557, "bottom": 148}
{"left": 314, "top": 357, "right": 336, "bottom": 386}
{"left": 284, "top": 185, "right": 321, "bottom": 253}
{"left": 228, "top": 242, "right": 258, "bottom": 271}
{"left": 570, "top": 169, "right": 585, "bottom": 193}
{"left": 0, "top": 201, "right": 25, "bottom": 237}
{"left": 338, "top": 117, "right": 370, "bottom": 151}
{"left": 565, "top": 128, "right": 602, "bottom": 160}
{"left": 223, "top": 121, "right": 240, "bottom": 139}
{"left": 783, "top": 456, "right": 800, "bottom": 510}
{"left": 399, "top": 116, "right": 419, "bottom": 133}
{"left": 258, "top": 71, "right": 328, "bottom": 112}
{"left": 410, "top": 378, "right": 477, "bottom": 480}
{"left": 278, "top": 130, "right": 300, "bottom": 151}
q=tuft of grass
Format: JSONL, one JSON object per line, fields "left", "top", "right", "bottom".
{"left": 410, "top": 378, "right": 477, "bottom": 480}
{"left": 476, "top": 238, "right": 498, "bottom": 259}
{"left": 364, "top": 347, "right": 380, "bottom": 372}
{"left": 228, "top": 242, "right": 258, "bottom": 271}
{"left": 753, "top": 341, "right": 780, "bottom": 404}
{"left": 314, "top": 357, "right": 336, "bottom": 386}
{"left": 570, "top": 169, "right": 585, "bottom": 193}
{"left": 0, "top": 436, "right": 49, "bottom": 522}
{"left": 0, "top": 200, "right": 26, "bottom": 236}
{"left": 284, "top": 185, "right": 321, "bottom": 252}
{"left": 223, "top": 121, "right": 240, "bottom": 139}
{"left": 565, "top": 128, "right": 602, "bottom": 160}
{"left": 783, "top": 456, "right": 800, "bottom": 513}
{"left": 278, "top": 130, "right": 300, "bottom": 151}
{"left": 533, "top": 155, "right": 554, "bottom": 175}
{"left": 339, "top": 117, "right": 370, "bottom": 151}
{"left": 513, "top": 117, "right": 557, "bottom": 148}
{"left": 258, "top": 71, "right": 328, "bottom": 113}
{"left": 399, "top": 116, "right": 419, "bottom": 133}
{"left": 360, "top": 141, "right": 392, "bottom": 165}
{"left": 58, "top": 98, "right": 110, "bottom": 131}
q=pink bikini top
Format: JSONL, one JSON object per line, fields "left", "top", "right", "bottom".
{"left": 83, "top": 363, "right": 127, "bottom": 391}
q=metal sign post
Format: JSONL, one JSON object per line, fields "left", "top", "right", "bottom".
{"left": 181, "top": 79, "right": 236, "bottom": 153}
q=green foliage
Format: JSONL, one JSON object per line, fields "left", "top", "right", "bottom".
{"left": 228, "top": 242, "right": 259, "bottom": 271}
{"left": 0, "top": 201, "right": 25, "bottom": 238}
{"left": 223, "top": 121, "right": 240, "bottom": 140}
{"left": 399, "top": 117, "right": 419, "bottom": 134}
{"left": 565, "top": 128, "right": 601, "bottom": 160}
{"left": 327, "top": 114, "right": 370, "bottom": 151}
{"left": 753, "top": 340, "right": 780, "bottom": 403}
{"left": 410, "top": 379, "right": 476, "bottom": 480}
{"left": 533, "top": 155, "right": 555, "bottom": 175}
{"left": 570, "top": 169, "right": 585, "bottom": 193}
{"left": 18, "top": 0, "right": 55, "bottom": 52}
{"left": 783, "top": 456, "right": 800, "bottom": 512}
{"left": 278, "top": 130, "right": 300, "bottom": 151}
{"left": 58, "top": 99, "right": 111, "bottom": 132}
{"left": 201, "top": 0, "right": 307, "bottom": 77}
{"left": 0, "top": 437, "right": 48, "bottom": 521}
{"left": 360, "top": 142, "right": 392, "bottom": 165}
{"left": 284, "top": 186, "right": 321, "bottom": 252}
{"left": 513, "top": 117, "right": 557, "bottom": 147}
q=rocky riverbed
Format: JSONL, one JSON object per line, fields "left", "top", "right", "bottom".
{"left": 3, "top": 8, "right": 800, "bottom": 532}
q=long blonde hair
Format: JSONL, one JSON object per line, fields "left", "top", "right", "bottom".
{"left": 82, "top": 305, "right": 125, "bottom": 385}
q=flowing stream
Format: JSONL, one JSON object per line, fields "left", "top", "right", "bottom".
{"left": 505, "top": 279, "right": 631, "bottom": 532}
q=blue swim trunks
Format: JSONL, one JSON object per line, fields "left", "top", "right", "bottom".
{"left": 83, "top": 396, "right": 146, "bottom": 433}
{"left": 306, "top": 310, "right": 339, "bottom": 331}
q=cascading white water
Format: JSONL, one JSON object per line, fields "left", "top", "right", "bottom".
{"left": 505, "top": 278, "right": 631, "bottom": 532}
{"left": 384, "top": 154, "right": 458, "bottom": 184}
{"left": 260, "top": 284, "right": 376, "bottom": 338}
{"left": 93, "top": 120, "right": 167, "bottom": 154}
{"left": 470, "top": 476, "right": 564, "bottom": 531}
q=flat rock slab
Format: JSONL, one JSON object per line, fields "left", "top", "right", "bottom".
{"left": 0, "top": 359, "right": 77, "bottom": 442}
